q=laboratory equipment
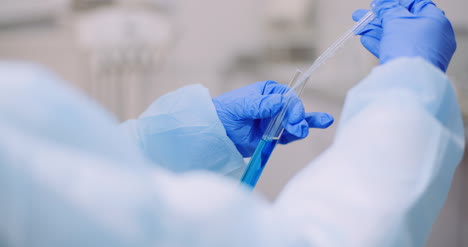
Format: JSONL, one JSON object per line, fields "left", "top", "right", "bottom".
{"left": 240, "top": 10, "right": 376, "bottom": 188}
{"left": 76, "top": 0, "right": 173, "bottom": 120}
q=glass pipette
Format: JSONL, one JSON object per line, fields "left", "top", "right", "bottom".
{"left": 240, "top": 10, "right": 376, "bottom": 188}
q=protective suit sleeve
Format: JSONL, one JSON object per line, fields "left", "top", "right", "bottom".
{"left": 274, "top": 57, "right": 465, "bottom": 247}
{"left": 0, "top": 62, "right": 304, "bottom": 247}
{"left": 119, "top": 85, "right": 246, "bottom": 176}
{"left": 0, "top": 59, "right": 464, "bottom": 247}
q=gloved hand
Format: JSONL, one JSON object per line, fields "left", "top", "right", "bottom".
{"left": 213, "top": 80, "right": 334, "bottom": 157}
{"left": 353, "top": 0, "right": 456, "bottom": 72}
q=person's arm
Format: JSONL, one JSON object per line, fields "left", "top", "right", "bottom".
{"left": 1, "top": 1, "right": 463, "bottom": 246}
{"left": 275, "top": 57, "right": 465, "bottom": 246}
{"left": 0, "top": 62, "right": 303, "bottom": 247}
{"left": 273, "top": 0, "right": 465, "bottom": 245}
{"left": 120, "top": 81, "right": 333, "bottom": 177}
{"left": 1, "top": 59, "right": 462, "bottom": 247}
{"left": 119, "top": 85, "right": 246, "bottom": 176}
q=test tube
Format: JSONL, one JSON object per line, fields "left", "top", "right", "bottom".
{"left": 241, "top": 70, "right": 306, "bottom": 188}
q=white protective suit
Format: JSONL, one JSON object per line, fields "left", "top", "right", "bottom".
{"left": 0, "top": 57, "right": 465, "bottom": 247}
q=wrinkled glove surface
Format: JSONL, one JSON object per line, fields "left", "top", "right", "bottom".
{"left": 353, "top": 0, "right": 456, "bottom": 72}
{"left": 213, "top": 81, "right": 334, "bottom": 157}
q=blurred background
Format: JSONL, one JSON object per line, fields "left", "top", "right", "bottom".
{"left": 0, "top": 0, "right": 466, "bottom": 245}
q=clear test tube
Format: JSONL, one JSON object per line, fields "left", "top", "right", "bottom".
{"left": 241, "top": 70, "right": 307, "bottom": 188}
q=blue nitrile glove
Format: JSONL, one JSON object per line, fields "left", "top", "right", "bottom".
{"left": 213, "top": 80, "right": 334, "bottom": 157}
{"left": 353, "top": 0, "right": 456, "bottom": 72}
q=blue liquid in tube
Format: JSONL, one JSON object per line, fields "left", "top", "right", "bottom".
{"left": 241, "top": 138, "right": 278, "bottom": 188}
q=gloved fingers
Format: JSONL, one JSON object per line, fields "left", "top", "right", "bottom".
{"left": 280, "top": 98, "right": 308, "bottom": 143}
{"left": 355, "top": 24, "right": 382, "bottom": 36}
{"left": 371, "top": 0, "right": 413, "bottom": 22}
{"left": 278, "top": 112, "right": 334, "bottom": 144}
{"left": 305, "top": 112, "right": 334, "bottom": 129}
{"left": 263, "top": 80, "right": 289, "bottom": 95}
{"left": 361, "top": 34, "right": 381, "bottom": 58}
{"left": 279, "top": 119, "right": 309, "bottom": 144}
{"left": 240, "top": 94, "right": 283, "bottom": 120}
{"left": 413, "top": 0, "right": 445, "bottom": 16}
{"left": 361, "top": 26, "right": 383, "bottom": 41}
{"left": 352, "top": 9, "right": 381, "bottom": 26}
{"left": 284, "top": 97, "right": 305, "bottom": 125}
{"left": 352, "top": 9, "right": 382, "bottom": 58}
{"left": 398, "top": 0, "right": 441, "bottom": 15}
{"left": 352, "top": 9, "right": 382, "bottom": 35}
{"left": 409, "top": 0, "right": 432, "bottom": 13}
{"left": 399, "top": 0, "right": 415, "bottom": 10}
{"left": 278, "top": 132, "right": 302, "bottom": 144}
{"left": 352, "top": 9, "right": 370, "bottom": 21}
